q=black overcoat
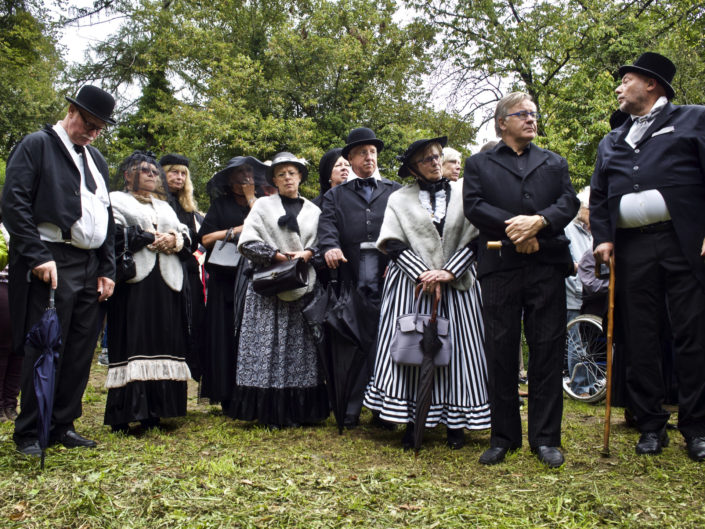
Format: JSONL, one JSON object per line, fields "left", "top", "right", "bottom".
{"left": 317, "top": 177, "right": 401, "bottom": 285}
{"left": 1, "top": 125, "right": 115, "bottom": 353}
{"left": 589, "top": 102, "right": 705, "bottom": 289}
{"left": 463, "top": 143, "right": 578, "bottom": 278}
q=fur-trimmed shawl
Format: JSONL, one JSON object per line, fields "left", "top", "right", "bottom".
{"left": 110, "top": 191, "right": 190, "bottom": 292}
{"left": 238, "top": 194, "right": 320, "bottom": 301}
{"left": 377, "top": 180, "right": 478, "bottom": 291}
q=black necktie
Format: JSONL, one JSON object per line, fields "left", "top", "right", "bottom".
{"left": 356, "top": 178, "right": 375, "bottom": 202}
{"left": 73, "top": 144, "right": 97, "bottom": 194}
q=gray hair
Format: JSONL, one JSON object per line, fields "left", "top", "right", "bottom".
{"left": 494, "top": 92, "right": 533, "bottom": 137}
{"left": 442, "top": 146, "right": 461, "bottom": 164}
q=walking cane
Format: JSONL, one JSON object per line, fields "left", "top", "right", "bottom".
{"left": 601, "top": 255, "right": 616, "bottom": 457}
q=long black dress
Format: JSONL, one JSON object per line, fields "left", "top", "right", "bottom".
{"left": 170, "top": 197, "right": 205, "bottom": 381}
{"left": 197, "top": 194, "right": 250, "bottom": 406}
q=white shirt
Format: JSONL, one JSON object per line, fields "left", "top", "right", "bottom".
{"left": 346, "top": 168, "right": 382, "bottom": 182}
{"left": 618, "top": 96, "right": 671, "bottom": 227}
{"left": 37, "top": 123, "right": 110, "bottom": 249}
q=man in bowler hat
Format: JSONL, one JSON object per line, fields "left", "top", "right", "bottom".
{"left": 317, "top": 127, "right": 401, "bottom": 428}
{"left": 590, "top": 52, "right": 705, "bottom": 461}
{"left": 2, "top": 85, "right": 117, "bottom": 455}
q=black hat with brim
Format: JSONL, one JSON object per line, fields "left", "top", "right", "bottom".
{"left": 342, "top": 127, "right": 384, "bottom": 159}
{"left": 159, "top": 153, "right": 190, "bottom": 168}
{"left": 207, "top": 156, "right": 268, "bottom": 198}
{"left": 397, "top": 136, "right": 447, "bottom": 178}
{"left": 266, "top": 152, "right": 309, "bottom": 186}
{"left": 618, "top": 52, "right": 676, "bottom": 100}
{"left": 65, "top": 85, "right": 117, "bottom": 125}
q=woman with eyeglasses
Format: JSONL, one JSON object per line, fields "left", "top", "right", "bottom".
{"left": 104, "top": 151, "right": 193, "bottom": 433}
{"left": 363, "top": 137, "right": 490, "bottom": 450}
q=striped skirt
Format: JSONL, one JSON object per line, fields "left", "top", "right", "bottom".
{"left": 363, "top": 261, "right": 491, "bottom": 429}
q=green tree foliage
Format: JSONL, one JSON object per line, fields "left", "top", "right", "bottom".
{"left": 0, "top": 0, "right": 63, "bottom": 159}
{"left": 407, "top": 0, "right": 705, "bottom": 188}
{"left": 73, "top": 0, "right": 475, "bottom": 203}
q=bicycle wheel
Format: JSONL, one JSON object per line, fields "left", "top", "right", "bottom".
{"left": 563, "top": 314, "right": 609, "bottom": 403}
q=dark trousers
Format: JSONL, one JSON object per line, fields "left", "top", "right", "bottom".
{"left": 480, "top": 264, "right": 566, "bottom": 449}
{"left": 615, "top": 227, "right": 705, "bottom": 438}
{"left": 0, "top": 282, "right": 23, "bottom": 409}
{"left": 14, "top": 244, "right": 102, "bottom": 443}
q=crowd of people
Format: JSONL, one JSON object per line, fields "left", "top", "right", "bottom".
{"left": 2, "top": 50, "right": 705, "bottom": 468}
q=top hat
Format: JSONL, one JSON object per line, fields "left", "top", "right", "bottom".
{"left": 65, "top": 85, "right": 116, "bottom": 125}
{"left": 159, "top": 153, "right": 190, "bottom": 168}
{"left": 397, "top": 136, "right": 447, "bottom": 178}
{"left": 342, "top": 127, "right": 384, "bottom": 159}
{"left": 618, "top": 52, "right": 676, "bottom": 100}
{"left": 266, "top": 152, "right": 309, "bottom": 186}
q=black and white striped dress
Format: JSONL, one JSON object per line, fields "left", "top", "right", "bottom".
{"left": 363, "top": 182, "right": 491, "bottom": 430}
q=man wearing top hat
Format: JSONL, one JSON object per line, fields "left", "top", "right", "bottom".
{"left": 590, "top": 52, "right": 705, "bottom": 461}
{"left": 317, "top": 127, "right": 401, "bottom": 428}
{"left": 2, "top": 85, "right": 117, "bottom": 455}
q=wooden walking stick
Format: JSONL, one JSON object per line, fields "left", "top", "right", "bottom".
{"left": 602, "top": 254, "right": 616, "bottom": 457}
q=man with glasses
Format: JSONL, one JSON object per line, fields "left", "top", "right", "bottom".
{"left": 2, "top": 85, "right": 116, "bottom": 456}
{"left": 318, "top": 127, "right": 400, "bottom": 428}
{"left": 463, "top": 91, "right": 579, "bottom": 467}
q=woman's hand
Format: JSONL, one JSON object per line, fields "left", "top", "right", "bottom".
{"left": 418, "top": 269, "right": 454, "bottom": 294}
{"left": 285, "top": 250, "right": 313, "bottom": 263}
{"left": 201, "top": 225, "right": 243, "bottom": 249}
{"left": 150, "top": 232, "right": 177, "bottom": 253}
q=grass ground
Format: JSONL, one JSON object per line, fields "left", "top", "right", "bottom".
{"left": 1, "top": 356, "right": 704, "bottom": 528}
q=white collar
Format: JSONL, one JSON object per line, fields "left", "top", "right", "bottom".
{"left": 630, "top": 96, "right": 668, "bottom": 122}
{"left": 346, "top": 168, "right": 381, "bottom": 181}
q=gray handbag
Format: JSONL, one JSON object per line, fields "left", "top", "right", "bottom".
{"left": 390, "top": 287, "right": 451, "bottom": 367}
{"left": 205, "top": 228, "right": 241, "bottom": 273}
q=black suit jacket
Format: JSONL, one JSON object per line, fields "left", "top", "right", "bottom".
{"left": 317, "top": 177, "right": 401, "bottom": 285}
{"left": 463, "top": 142, "right": 579, "bottom": 278}
{"left": 1, "top": 125, "right": 115, "bottom": 352}
{"left": 589, "top": 102, "right": 705, "bottom": 288}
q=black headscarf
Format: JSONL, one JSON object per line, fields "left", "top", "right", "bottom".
{"left": 317, "top": 147, "right": 344, "bottom": 197}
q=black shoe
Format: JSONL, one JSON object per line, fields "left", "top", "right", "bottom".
{"left": 401, "top": 423, "right": 414, "bottom": 451}
{"left": 479, "top": 446, "right": 511, "bottom": 465}
{"left": 686, "top": 436, "right": 705, "bottom": 462}
{"left": 56, "top": 430, "right": 97, "bottom": 449}
{"left": 343, "top": 414, "right": 359, "bottom": 429}
{"left": 140, "top": 417, "right": 161, "bottom": 430}
{"left": 532, "top": 446, "right": 565, "bottom": 468}
{"left": 371, "top": 414, "right": 397, "bottom": 431}
{"left": 111, "top": 423, "right": 130, "bottom": 434}
{"left": 635, "top": 428, "right": 669, "bottom": 455}
{"left": 16, "top": 439, "right": 42, "bottom": 457}
{"left": 446, "top": 427, "right": 465, "bottom": 450}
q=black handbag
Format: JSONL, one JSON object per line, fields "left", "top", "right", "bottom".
{"left": 205, "top": 228, "right": 241, "bottom": 274}
{"left": 252, "top": 257, "right": 308, "bottom": 296}
{"left": 115, "top": 226, "right": 136, "bottom": 283}
{"left": 389, "top": 286, "right": 451, "bottom": 367}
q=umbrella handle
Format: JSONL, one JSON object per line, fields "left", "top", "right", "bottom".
{"left": 48, "top": 289, "right": 55, "bottom": 310}
{"left": 413, "top": 283, "right": 442, "bottom": 324}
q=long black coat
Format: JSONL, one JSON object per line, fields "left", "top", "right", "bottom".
{"left": 1, "top": 125, "right": 115, "bottom": 353}
{"left": 463, "top": 142, "right": 579, "bottom": 278}
{"left": 589, "top": 102, "right": 705, "bottom": 289}
{"left": 317, "top": 177, "right": 401, "bottom": 286}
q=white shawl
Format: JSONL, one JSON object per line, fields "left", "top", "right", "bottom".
{"left": 238, "top": 194, "right": 320, "bottom": 301}
{"left": 377, "top": 179, "right": 478, "bottom": 291}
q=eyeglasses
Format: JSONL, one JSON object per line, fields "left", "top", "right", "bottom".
{"left": 417, "top": 154, "right": 441, "bottom": 166}
{"left": 504, "top": 111, "right": 540, "bottom": 121}
{"left": 139, "top": 166, "right": 160, "bottom": 177}
{"left": 77, "top": 108, "right": 107, "bottom": 133}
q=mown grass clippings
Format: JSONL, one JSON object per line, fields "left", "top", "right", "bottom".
{"left": 1, "top": 357, "right": 705, "bottom": 528}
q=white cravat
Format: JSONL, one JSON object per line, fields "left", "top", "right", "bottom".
{"left": 625, "top": 96, "right": 668, "bottom": 149}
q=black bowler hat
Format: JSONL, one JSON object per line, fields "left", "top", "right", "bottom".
{"left": 65, "top": 85, "right": 116, "bottom": 125}
{"left": 397, "top": 136, "right": 447, "bottom": 178}
{"left": 618, "top": 52, "right": 676, "bottom": 100}
{"left": 159, "top": 153, "right": 190, "bottom": 168}
{"left": 342, "top": 127, "right": 384, "bottom": 159}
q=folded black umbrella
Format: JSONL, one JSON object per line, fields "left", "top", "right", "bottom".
{"left": 25, "top": 289, "right": 61, "bottom": 470}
